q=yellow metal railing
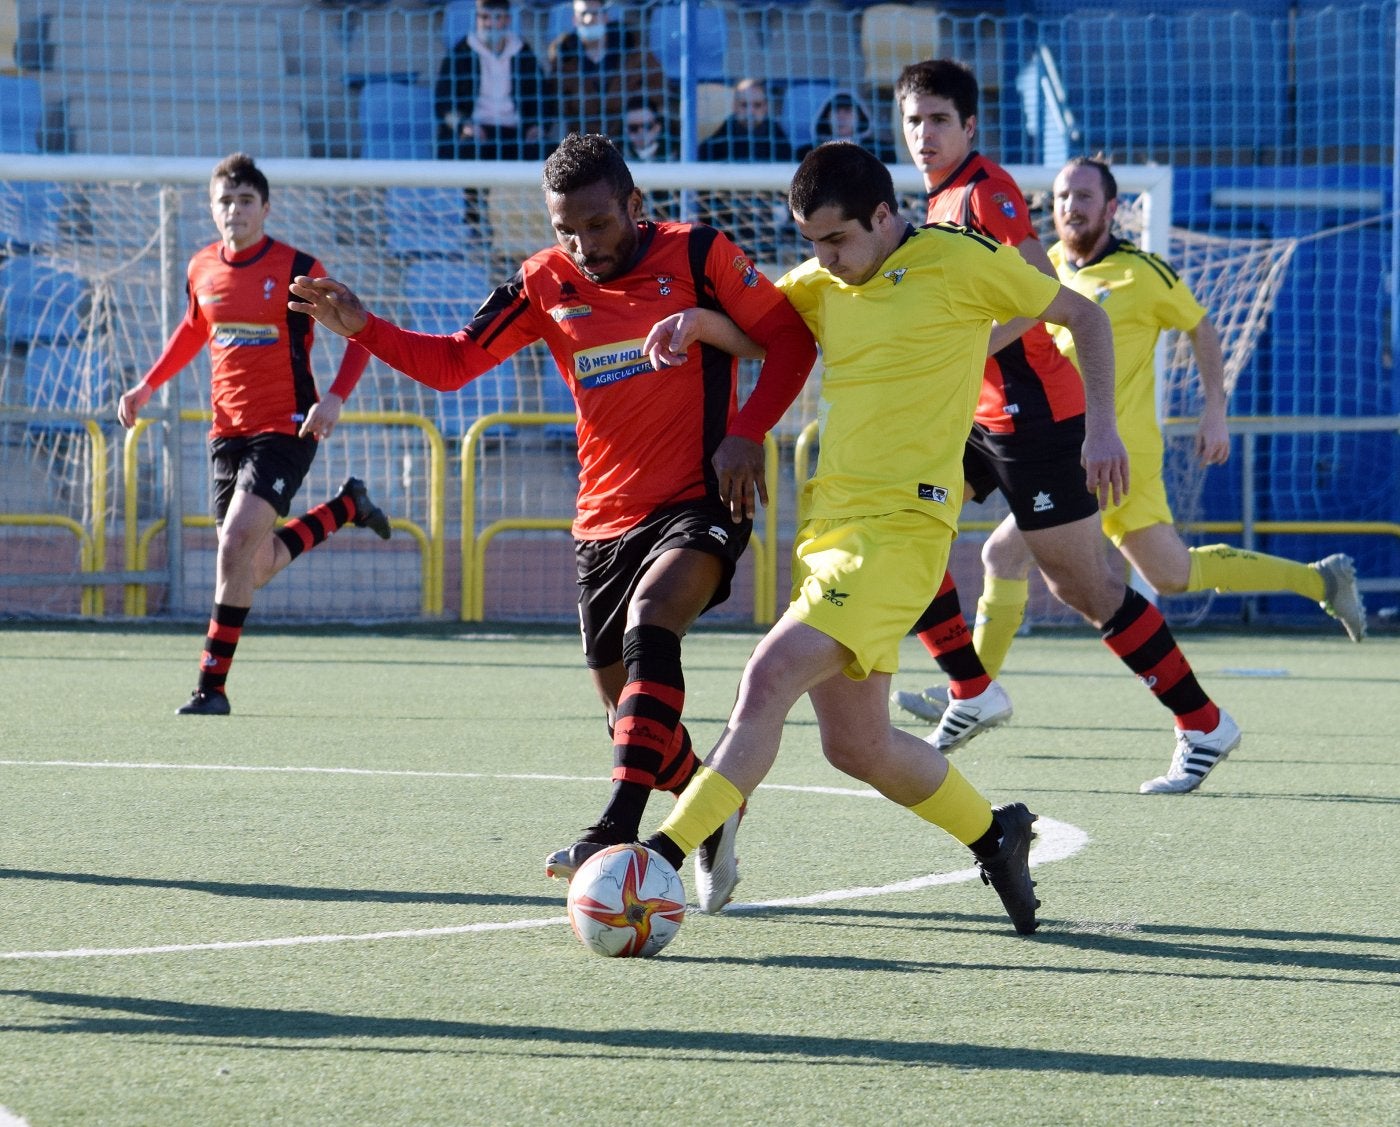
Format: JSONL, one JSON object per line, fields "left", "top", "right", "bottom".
{"left": 460, "top": 411, "right": 779, "bottom": 623}
{"left": 121, "top": 409, "right": 446, "bottom": 616}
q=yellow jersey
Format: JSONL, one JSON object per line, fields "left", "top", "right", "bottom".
{"left": 779, "top": 223, "right": 1060, "bottom": 528}
{"left": 1048, "top": 237, "right": 1205, "bottom": 464}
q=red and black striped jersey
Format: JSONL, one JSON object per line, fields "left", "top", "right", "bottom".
{"left": 924, "top": 151, "right": 1085, "bottom": 433}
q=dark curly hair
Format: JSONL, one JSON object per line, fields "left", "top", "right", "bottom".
{"left": 210, "top": 152, "right": 269, "bottom": 204}
{"left": 541, "top": 134, "right": 635, "bottom": 202}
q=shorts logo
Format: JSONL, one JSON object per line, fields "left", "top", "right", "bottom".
{"left": 573, "top": 338, "right": 652, "bottom": 388}
{"left": 918, "top": 483, "right": 949, "bottom": 503}
{"left": 1032, "top": 490, "right": 1053, "bottom": 513}
{"left": 706, "top": 525, "right": 730, "bottom": 545}
{"left": 551, "top": 304, "right": 592, "bottom": 322}
{"left": 273, "top": 477, "right": 286, "bottom": 496}
{"left": 821, "top": 588, "right": 849, "bottom": 606}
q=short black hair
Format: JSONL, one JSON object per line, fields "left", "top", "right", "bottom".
{"left": 1063, "top": 155, "right": 1118, "bottom": 201}
{"left": 541, "top": 133, "right": 635, "bottom": 201}
{"left": 211, "top": 152, "right": 269, "bottom": 204}
{"left": 788, "top": 141, "right": 896, "bottom": 230}
{"left": 893, "top": 59, "right": 978, "bottom": 123}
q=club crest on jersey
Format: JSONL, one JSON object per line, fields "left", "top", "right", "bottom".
{"left": 657, "top": 273, "right": 674, "bottom": 297}
{"left": 551, "top": 303, "right": 592, "bottom": 322}
{"left": 918, "top": 483, "right": 949, "bottom": 503}
{"left": 1094, "top": 285, "right": 1112, "bottom": 304}
{"left": 574, "top": 338, "right": 653, "bottom": 388}
{"left": 992, "top": 192, "right": 1018, "bottom": 219}
{"left": 883, "top": 267, "right": 907, "bottom": 285}
{"left": 731, "top": 255, "right": 759, "bottom": 287}
{"left": 262, "top": 275, "right": 278, "bottom": 300}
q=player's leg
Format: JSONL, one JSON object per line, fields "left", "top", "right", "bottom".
{"left": 263, "top": 476, "right": 390, "bottom": 587}
{"left": 810, "top": 671, "right": 1040, "bottom": 935}
{"left": 547, "top": 503, "right": 749, "bottom": 882}
{"left": 976, "top": 512, "right": 1033, "bottom": 676}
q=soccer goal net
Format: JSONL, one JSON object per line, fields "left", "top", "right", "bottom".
{"left": 0, "top": 155, "right": 1291, "bottom": 627}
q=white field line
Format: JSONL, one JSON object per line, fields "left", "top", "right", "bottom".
{"left": 0, "top": 759, "right": 1087, "bottom": 960}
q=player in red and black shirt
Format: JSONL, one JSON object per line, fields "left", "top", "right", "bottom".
{"left": 117, "top": 153, "right": 390, "bottom": 718}
{"left": 890, "top": 61, "right": 1239, "bottom": 780}
{"left": 291, "top": 134, "right": 817, "bottom": 909}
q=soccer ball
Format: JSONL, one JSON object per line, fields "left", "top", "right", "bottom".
{"left": 566, "top": 843, "right": 686, "bottom": 958}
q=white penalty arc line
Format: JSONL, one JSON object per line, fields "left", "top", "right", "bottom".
{"left": 0, "top": 759, "right": 1088, "bottom": 960}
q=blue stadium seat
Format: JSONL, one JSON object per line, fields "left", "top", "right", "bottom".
{"left": 435, "top": 361, "right": 520, "bottom": 438}
{"left": 24, "top": 341, "right": 113, "bottom": 418}
{"left": 0, "top": 180, "right": 64, "bottom": 251}
{"left": 0, "top": 256, "right": 89, "bottom": 345}
{"left": 358, "top": 80, "right": 436, "bottom": 159}
{"left": 649, "top": 3, "right": 729, "bottom": 84}
{"left": 403, "top": 255, "right": 494, "bottom": 335}
{"left": 1293, "top": 5, "right": 1395, "bottom": 160}
{"left": 779, "top": 81, "right": 837, "bottom": 151}
{"left": 385, "top": 187, "right": 482, "bottom": 257}
{"left": 0, "top": 75, "right": 44, "bottom": 153}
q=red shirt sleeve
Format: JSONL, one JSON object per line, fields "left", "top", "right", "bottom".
{"left": 727, "top": 301, "right": 817, "bottom": 443}
{"left": 326, "top": 341, "right": 372, "bottom": 400}
{"left": 351, "top": 313, "right": 499, "bottom": 391}
{"left": 139, "top": 313, "right": 207, "bottom": 390}
{"left": 967, "top": 175, "right": 1038, "bottom": 248}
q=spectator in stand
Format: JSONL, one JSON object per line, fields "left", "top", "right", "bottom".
{"left": 549, "top": 0, "right": 668, "bottom": 144}
{"left": 796, "top": 91, "right": 895, "bottom": 162}
{"left": 434, "top": 0, "right": 552, "bottom": 162}
{"left": 697, "top": 79, "right": 793, "bottom": 261}
{"left": 620, "top": 96, "right": 680, "bottom": 221}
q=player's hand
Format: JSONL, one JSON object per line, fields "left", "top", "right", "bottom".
{"left": 117, "top": 384, "right": 153, "bottom": 429}
{"left": 1082, "top": 429, "right": 1130, "bottom": 510}
{"left": 300, "top": 392, "right": 343, "bottom": 440}
{"left": 642, "top": 311, "right": 703, "bottom": 369}
{"left": 713, "top": 435, "right": 766, "bottom": 523}
{"left": 1195, "top": 403, "right": 1230, "bottom": 466}
{"left": 288, "top": 276, "right": 369, "bottom": 337}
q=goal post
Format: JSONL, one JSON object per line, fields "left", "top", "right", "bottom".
{"left": 1, "top": 153, "right": 1221, "bottom": 627}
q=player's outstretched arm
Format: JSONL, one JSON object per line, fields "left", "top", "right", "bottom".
{"left": 288, "top": 276, "right": 369, "bottom": 338}
{"left": 1189, "top": 315, "right": 1230, "bottom": 466}
{"left": 1042, "top": 285, "right": 1128, "bottom": 508}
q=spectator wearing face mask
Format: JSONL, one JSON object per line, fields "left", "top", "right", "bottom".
{"left": 548, "top": 0, "right": 668, "bottom": 143}
{"left": 434, "top": 0, "right": 553, "bottom": 161}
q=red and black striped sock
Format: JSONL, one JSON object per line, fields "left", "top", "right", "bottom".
{"left": 912, "top": 572, "right": 991, "bottom": 700}
{"left": 1100, "top": 588, "right": 1219, "bottom": 732}
{"left": 273, "top": 493, "right": 353, "bottom": 564}
{"left": 195, "top": 601, "right": 249, "bottom": 696}
{"left": 598, "top": 625, "right": 693, "bottom": 838}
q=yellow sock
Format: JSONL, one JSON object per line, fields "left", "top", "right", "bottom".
{"left": 973, "top": 577, "right": 1029, "bottom": 678}
{"left": 654, "top": 766, "right": 744, "bottom": 857}
{"left": 905, "top": 764, "right": 994, "bottom": 846}
{"left": 1187, "top": 543, "right": 1325, "bottom": 600}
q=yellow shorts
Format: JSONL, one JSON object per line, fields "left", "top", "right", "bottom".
{"left": 1101, "top": 459, "right": 1175, "bottom": 546}
{"left": 786, "top": 509, "right": 954, "bottom": 680}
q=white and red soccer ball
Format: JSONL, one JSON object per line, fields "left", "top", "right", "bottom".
{"left": 566, "top": 843, "right": 686, "bottom": 958}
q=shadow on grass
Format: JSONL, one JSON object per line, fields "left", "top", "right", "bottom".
{"left": 0, "top": 869, "right": 559, "bottom": 909}
{"left": 1, "top": 989, "right": 1395, "bottom": 1079}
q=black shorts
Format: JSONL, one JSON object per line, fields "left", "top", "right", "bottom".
{"left": 962, "top": 416, "right": 1100, "bottom": 532}
{"left": 209, "top": 432, "right": 318, "bottom": 521}
{"left": 576, "top": 498, "right": 752, "bottom": 669}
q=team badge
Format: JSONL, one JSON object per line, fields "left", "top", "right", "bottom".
{"left": 657, "top": 273, "right": 673, "bottom": 297}
{"left": 1032, "top": 491, "right": 1054, "bottom": 512}
{"left": 992, "top": 191, "right": 1018, "bottom": 219}
{"left": 262, "top": 276, "right": 278, "bottom": 300}
{"left": 883, "top": 267, "right": 907, "bottom": 285}
{"left": 732, "top": 255, "right": 759, "bottom": 287}
{"left": 918, "top": 483, "right": 949, "bottom": 503}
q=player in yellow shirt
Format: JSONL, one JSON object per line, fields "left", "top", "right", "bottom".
{"left": 899, "top": 156, "right": 1366, "bottom": 795}
{"left": 632, "top": 141, "right": 1122, "bottom": 933}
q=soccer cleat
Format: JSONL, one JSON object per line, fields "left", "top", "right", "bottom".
{"left": 175, "top": 689, "right": 230, "bottom": 716}
{"left": 890, "top": 684, "right": 950, "bottom": 723}
{"left": 340, "top": 476, "right": 392, "bottom": 540}
{"left": 1139, "top": 709, "right": 1242, "bottom": 794}
{"left": 544, "top": 824, "right": 626, "bottom": 882}
{"left": 927, "top": 681, "right": 1012, "bottom": 752}
{"left": 976, "top": 802, "right": 1040, "bottom": 935}
{"left": 1314, "top": 553, "right": 1366, "bottom": 642}
{"left": 695, "top": 803, "right": 744, "bottom": 914}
